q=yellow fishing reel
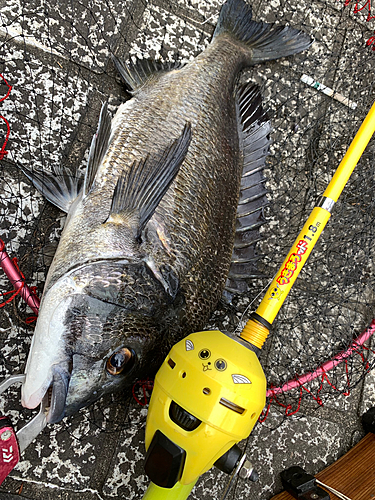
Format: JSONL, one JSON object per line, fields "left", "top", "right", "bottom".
{"left": 144, "top": 330, "right": 266, "bottom": 488}
{"left": 143, "top": 101, "right": 375, "bottom": 498}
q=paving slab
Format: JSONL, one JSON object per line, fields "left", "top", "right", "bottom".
{"left": 0, "top": 0, "right": 147, "bottom": 73}
{"left": 235, "top": 409, "right": 357, "bottom": 499}
{"left": 0, "top": 0, "right": 375, "bottom": 500}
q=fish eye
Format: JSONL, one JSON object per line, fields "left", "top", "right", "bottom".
{"left": 106, "top": 347, "right": 135, "bottom": 376}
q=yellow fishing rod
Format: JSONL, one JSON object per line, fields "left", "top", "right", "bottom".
{"left": 242, "top": 99, "right": 375, "bottom": 348}
{"left": 141, "top": 100, "right": 375, "bottom": 500}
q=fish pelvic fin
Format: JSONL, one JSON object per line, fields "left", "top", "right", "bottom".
{"left": 107, "top": 123, "right": 192, "bottom": 239}
{"left": 112, "top": 55, "right": 183, "bottom": 94}
{"left": 213, "top": 0, "right": 312, "bottom": 63}
{"left": 83, "top": 101, "right": 112, "bottom": 197}
{"left": 224, "top": 84, "right": 270, "bottom": 301}
{"left": 17, "top": 162, "right": 83, "bottom": 213}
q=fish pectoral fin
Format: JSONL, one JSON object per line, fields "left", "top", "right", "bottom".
{"left": 146, "top": 258, "right": 179, "bottom": 301}
{"left": 17, "top": 102, "right": 111, "bottom": 211}
{"left": 83, "top": 101, "right": 112, "bottom": 197}
{"left": 112, "top": 55, "right": 183, "bottom": 94}
{"left": 40, "top": 240, "right": 59, "bottom": 267}
{"left": 108, "top": 123, "right": 192, "bottom": 239}
{"left": 18, "top": 163, "right": 83, "bottom": 213}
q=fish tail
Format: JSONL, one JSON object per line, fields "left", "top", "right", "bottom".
{"left": 213, "top": 0, "right": 312, "bottom": 63}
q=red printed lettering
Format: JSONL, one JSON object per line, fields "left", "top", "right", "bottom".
{"left": 276, "top": 239, "right": 308, "bottom": 286}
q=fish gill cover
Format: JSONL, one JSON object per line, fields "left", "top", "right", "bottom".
{"left": 0, "top": 0, "right": 374, "bottom": 498}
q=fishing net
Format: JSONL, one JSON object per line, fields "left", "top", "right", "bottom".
{"left": 0, "top": 0, "right": 375, "bottom": 498}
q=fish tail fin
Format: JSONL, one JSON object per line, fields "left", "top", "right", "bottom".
{"left": 213, "top": 0, "right": 312, "bottom": 63}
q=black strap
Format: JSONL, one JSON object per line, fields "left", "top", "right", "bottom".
{"left": 251, "top": 312, "right": 272, "bottom": 330}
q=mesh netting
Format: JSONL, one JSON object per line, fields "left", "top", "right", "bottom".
{"left": 1, "top": 0, "right": 375, "bottom": 496}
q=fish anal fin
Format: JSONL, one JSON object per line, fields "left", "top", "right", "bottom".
{"left": 112, "top": 55, "right": 183, "bottom": 94}
{"left": 106, "top": 211, "right": 139, "bottom": 227}
{"left": 224, "top": 83, "right": 270, "bottom": 300}
{"left": 108, "top": 123, "right": 192, "bottom": 239}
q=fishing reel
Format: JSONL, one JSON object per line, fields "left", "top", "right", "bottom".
{"left": 144, "top": 329, "right": 266, "bottom": 490}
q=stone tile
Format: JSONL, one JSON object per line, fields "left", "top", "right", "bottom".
{"left": 0, "top": 395, "right": 132, "bottom": 499}
{"left": 0, "top": 45, "right": 99, "bottom": 173}
{"left": 161, "top": 0, "right": 222, "bottom": 29}
{"left": 101, "top": 403, "right": 149, "bottom": 498}
{"left": 191, "top": 468, "right": 227, "bottom": 500}
{"left": 0, "top": 0, "right": 146, "bottom": 73}
{"left": 0, "top": 1, "right": 375, "bottom": 500}
{"left": 234, "top": 411, "right": 354, "bottom": 499}
{"left": 332, "top": 18, "right": 375, "bottom": 112}
{"left": 344, "top": 0, "right": 375, "bottom": 31}
{"left": 127, "top": 3, "right": 213, "bottom": 62}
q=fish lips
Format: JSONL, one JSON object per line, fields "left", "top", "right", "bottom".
{"left": 46, "top": 365, "right": 72, "bottom": 424}
{"left": 21, "top": 364, "right": 71, "bottom": 424}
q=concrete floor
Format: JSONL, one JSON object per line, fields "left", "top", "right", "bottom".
{"left": 0, "top": 0, "right": 375, "bottom": 498}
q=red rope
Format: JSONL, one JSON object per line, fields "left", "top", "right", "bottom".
{"left": 0, "top": 73, "right": 12, "bottom": 161}
{"left": 366, "top": 32, "right": 375, "bottom": 50}
{"left": 260, "top": 340, "right": 375, "bottom": 423}
{"left": 353, "top": 0, "right": 375, "bottom": 21}
{"left": 344, "top": 0, "right": 375, "bottom": 46}
{"left": 132, "top": 378, "right": 154, "bottom": 406}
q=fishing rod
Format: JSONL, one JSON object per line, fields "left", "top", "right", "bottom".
{"left": 141, "top": 100, "right": 375, "bottom": 500}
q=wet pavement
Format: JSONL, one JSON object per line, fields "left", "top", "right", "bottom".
{"left": 0, "top": 0, "right": 375, "bottom": 498}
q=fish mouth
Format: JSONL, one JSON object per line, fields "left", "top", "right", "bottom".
{"left": 22, "top": 364, "right": 71, "bottom": 424}
{"left": 46, "top": 365, "right": 71, "bottom": 424}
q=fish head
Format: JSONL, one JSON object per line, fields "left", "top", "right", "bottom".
{"left": 22, "top": 262, "right": 174, "bottom": 423}
{"left": 64, "top": 300, "right": 164, "bottom": 418}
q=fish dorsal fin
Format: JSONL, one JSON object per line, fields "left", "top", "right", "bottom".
{"left": 224, "top": 84, "right": 271, "bottom": 301}
{"left": 112, "top": 55, "right": 182, "bottom": 94}
{"left": 17, "top": 163, "right": 83, "bottom": 213}
{"left": 83, "top": 102, "right": 112, "bottom": 197}
{"left": 107, "top": 123, "right": 191, "bottom": 239}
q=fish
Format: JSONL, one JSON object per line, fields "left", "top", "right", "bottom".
{"left": 19, "top": 0, "right": 312, "bottom": 423}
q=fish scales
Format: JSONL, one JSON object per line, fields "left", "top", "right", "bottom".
{"left": 18, "top": 0, "right": 312, "bottom": 422}
{"left": 49, "top": 38, "right": 246, "bottom": 321}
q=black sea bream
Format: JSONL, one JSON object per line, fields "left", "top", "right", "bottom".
{"left": 20, "top": 0, "right": 311, "bottom": 423}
